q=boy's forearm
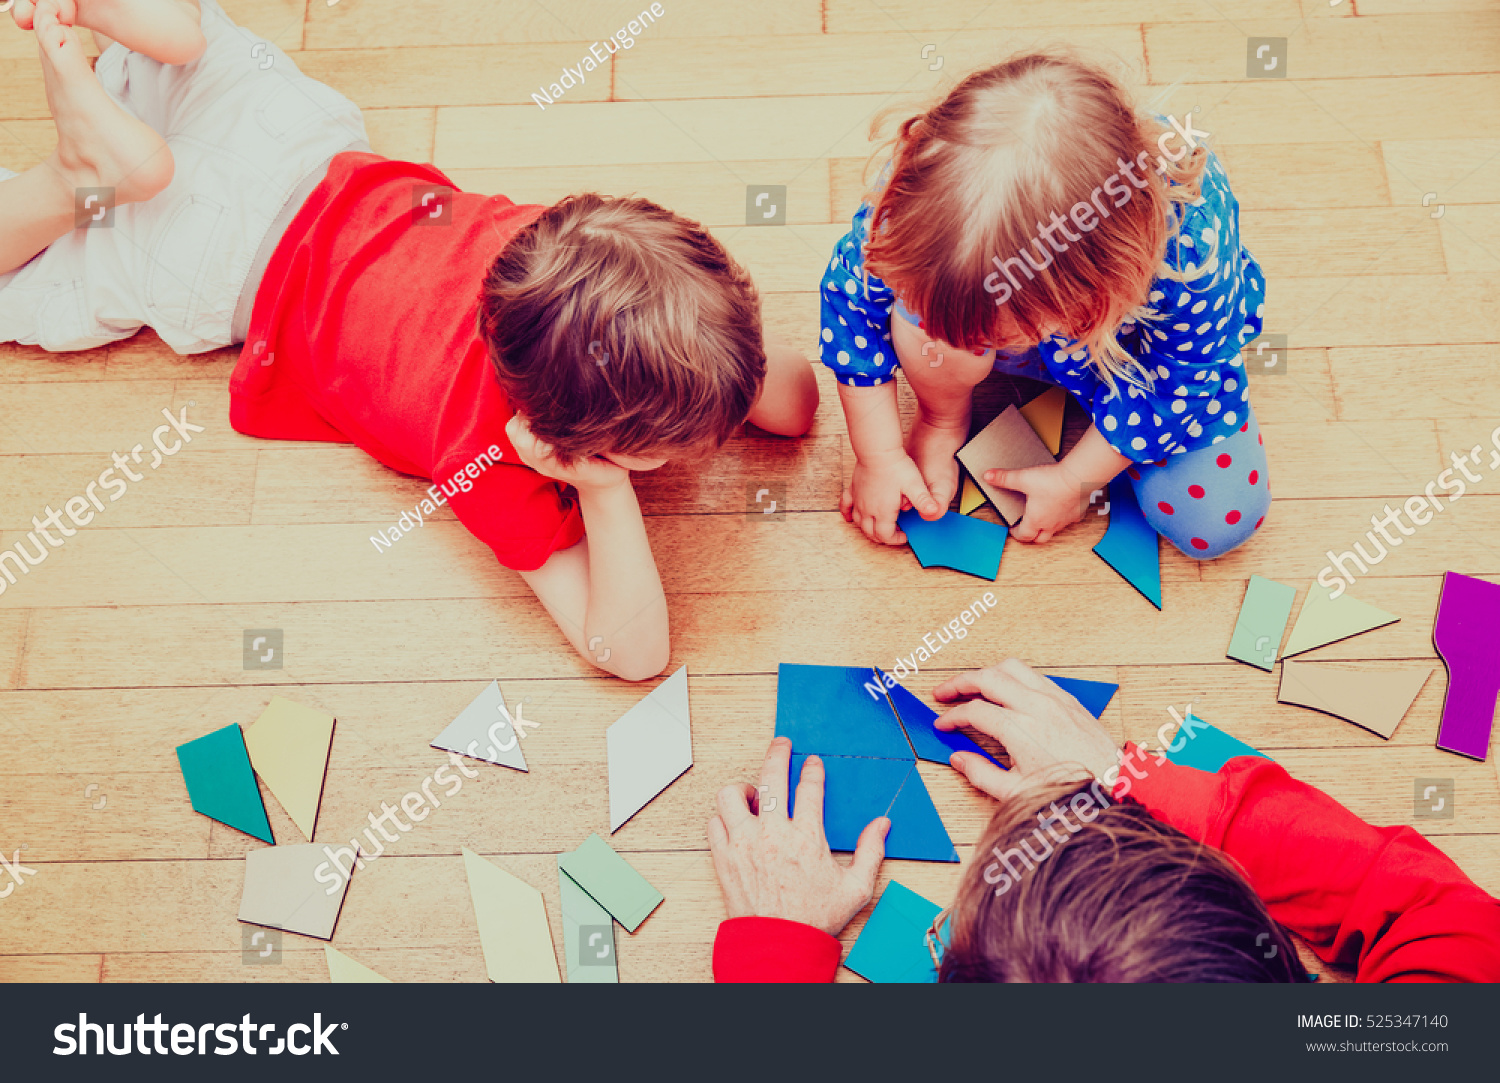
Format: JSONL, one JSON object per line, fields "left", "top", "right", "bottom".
{"left": 576, "top": 481, "right": 670, "bottom": 681}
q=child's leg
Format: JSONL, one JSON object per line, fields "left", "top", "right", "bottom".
{"left": 12, "top": 0, "right": 206, "bottom": 65}
{"left": 891, "top": 302, "right": 999, "bottom": 509}
{"left": 0, "top": 4, "right": 171, "bottom": 275}
{"left": 1130, "top": 405, "right": 1270, "bottom": 559}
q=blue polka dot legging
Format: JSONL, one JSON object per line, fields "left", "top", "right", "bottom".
{"left": 1126, "top": 408, "right": 1270, "bottom": 559}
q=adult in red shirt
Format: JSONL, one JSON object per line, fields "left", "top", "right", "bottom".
{"left": 708, "top": 660, "right": 1500, "bottom": 983}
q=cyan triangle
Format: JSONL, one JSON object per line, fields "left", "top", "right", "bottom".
{"left": 877, "top": 670, "right": 1001, "bottom": 768}
{"left": 1163, "top": 716, "right": 1270, "bottom": 774}
{"left": 176, "top": 724, "right": 273, "bottom": 844}
{"left": 1044, "top": 675, "right": 1119, "bottom": 719}
{"left": 1092, "top": 476, "right": 1162, "bottom": 609}
{"left": 775, "top": 664, "right": 913, "bottom": 760}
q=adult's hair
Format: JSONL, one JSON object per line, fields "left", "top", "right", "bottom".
{"left": 940, "top": 775, "right": 1308, "bottom": 982}
{"left": 481, "top": 193, "right": 766, "bottom": 463}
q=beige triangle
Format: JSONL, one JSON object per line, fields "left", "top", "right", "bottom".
{"left": 1277, "top": 660, "right": 1432, "bottom": 740}
{"left": 1283, "top": 580, "right": 1400, "bottom": 657}
{"left": 959, "top": 476, "right": 986, "bottom": 516}
{"left": 1018, "top": 386, "right": 1067, "bottom": 456}
{"left": 244, "top": 696, "right": 336, "bottom": 841}
{"left": 325, "top": 945, "right": 392, "bottom": 983}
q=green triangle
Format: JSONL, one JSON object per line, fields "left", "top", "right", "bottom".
{"left": 176, "top": 724, "right": 273, "bottom": 843}
{"left": 1283, "top": 580, "right": 1400, "bottom": 658}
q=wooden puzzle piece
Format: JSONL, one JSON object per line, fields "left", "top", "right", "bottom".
{"left": 956, "top": 405, "right": 1057, "bottom": 525}
{"left": 430, "top": 680, "right": 528, "bottom": 773}
{"left": 1432, "top": 572, "right": 1500, "bottom": 761}
{"left": 843, "top": 880, "right": 943, "bottom": 984}
{"left": 1227, "top": 574, "right": 1297, "bottom": 671}
{"left": 607, "top": 666, "right": 693, "bottom": 832}
{"left": 177, "top": 723, "right": 273, "bottom": 844}
{"left": 239, "top": 843, "right": 349, "bottom": 941}
{"left": 244, "top": 696, "right": 336, "bottom": 841}
{"left": 896, "top": 508, "right": 1008, "bottom": 580}
{"left": 462, "top": 848, "right": 559, "bottom": 983}
{"left": 1278, "top": 660, "right": 1432, "bottom": 740}
{"left": 1282, "top": 580, "right": 1399, "bottom": 658}
{"left": 1092, "top": 476, "right": 1162, "bottom": 609}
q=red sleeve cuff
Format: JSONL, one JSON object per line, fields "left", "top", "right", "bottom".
{"left": 713, "top": 917, "right": 842, "bottom": 983}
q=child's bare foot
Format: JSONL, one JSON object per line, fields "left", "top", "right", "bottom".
{"left": 907, "top": 417, "right": 967, "bottom": 511}
{"left": 35, "top": 3, "right": 174, "bottom": 209}
{"left": 16, "top": 0, "right": 205, "bottom": 65}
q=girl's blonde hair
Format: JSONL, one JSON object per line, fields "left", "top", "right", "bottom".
{"left": 862, "top": 50, "right": 1208, "bottom": 389}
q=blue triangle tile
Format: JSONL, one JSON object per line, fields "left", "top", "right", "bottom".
{"left": 877, "top": 670, "right": 1002, "bottom": 768}
{"left": 1163, "top": 716, "right": 1271, "bottom": 774}
{"left": 883, "top": 765, "right": 959, "bottom": 863}
{"left": 1043, "top": 675, "right": 1119, "bottom": 719}
{"left": 787, "top": 754, "right": 909, "bottom": 853}
{"left": 775, "top": 664, "right": 913, "bottom": 760}
{"left": 1092, "top": 476, "right": 1162, "bottom": 609}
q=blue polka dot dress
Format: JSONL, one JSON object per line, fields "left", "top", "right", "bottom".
{"left": 818, "top": 152, "right": 1265, "bottom": 460}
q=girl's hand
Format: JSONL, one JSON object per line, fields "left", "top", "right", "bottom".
{"left": 505, "top": 415, "right": 630, "bottom": 494}
{"left": 841, "top": 449, "right": 942, "bottom": 546}
{"left": 931, "top": 659, "right": 1123, "bottom": 801}
{"left": 985, "top": 461, "right": 1086, "bottom": 544}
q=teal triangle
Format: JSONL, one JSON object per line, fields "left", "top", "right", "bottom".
{"left": 176, "top": 724, "right": 273, "bottom": 843}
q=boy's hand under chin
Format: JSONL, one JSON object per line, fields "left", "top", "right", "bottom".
{"left": 506, "top": 415, "right": 630, "bottom": 493}
{"left": 986, "top": 461, "right": 1087, "bottom": 545}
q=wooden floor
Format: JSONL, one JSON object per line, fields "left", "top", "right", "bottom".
{"left": 1, "top": 0, "right": 1498, "bottom": 984}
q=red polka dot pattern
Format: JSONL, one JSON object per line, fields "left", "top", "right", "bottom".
{"left": 1255, "top": 517, "right": 1265, "bottom": 529}
{"left": 1127, "top": 467, "right": 1141, "bottom": 481}
{"left": 1190, "top": 537, "right": 1209, "bottom": 550}
{"left": 1216, "top": 454, "right": 1232, "bottom": 468}
{"left": 1226, "top": 510, "right": 1242, "bottom": 525}
{"left": 1240, "top": 423, "right": 1249, "bottom": 433}
{"left": 1189, "top": 485, "right": 1205, "bottom": 499}
{"left": 1249, "top": 470, "right": 1259, "bottom": 485}
{"left": 1158, "top": 502, "right": 1175, "bottom": 515}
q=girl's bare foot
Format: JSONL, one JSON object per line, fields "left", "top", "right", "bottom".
{"left": 35, "top": 2, "right": 174, "bottom": 207}
{"left": 15, "top": 0, "right": 205, "bottom": 65}
{"left": 906, "top": 417, "right": 967, "bottom": 511}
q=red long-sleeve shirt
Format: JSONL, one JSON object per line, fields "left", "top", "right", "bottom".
{"left": 714, "top": 750, "right": 1500, "bottom": 983}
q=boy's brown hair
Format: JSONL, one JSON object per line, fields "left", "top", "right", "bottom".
{"left": 940, "top": 776, "right": 1308, "bottom": 983}
{"left": 481, "top": 194, "right": 766, "bottom": 463}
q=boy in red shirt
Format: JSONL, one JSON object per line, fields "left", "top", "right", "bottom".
{"left": 2, "top": 1, "right": 815, "bottom": 680}
{"left": 709, "top": 660, "right": 1500, "bottom": 982}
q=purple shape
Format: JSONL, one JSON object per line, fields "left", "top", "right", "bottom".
{"left": 1433, "top": 571, "right": 1500, "bottom": 761}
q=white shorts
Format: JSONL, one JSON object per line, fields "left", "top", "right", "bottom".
{"left": 0, "top": 0, "right": 367, "bottom": 354}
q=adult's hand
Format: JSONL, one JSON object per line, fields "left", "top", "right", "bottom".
{"left": 932, "top": 658, "right": 1123, "bottom": 800}
{"left": 707, "top": 736, "right": 889, "bottom": 937}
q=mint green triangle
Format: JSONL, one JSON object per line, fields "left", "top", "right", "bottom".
{"left": 1283, "top": 580, "right": 1400, "bottom": 658}
{"left": 176, "top": 724, "right": 273, "bottom": 843}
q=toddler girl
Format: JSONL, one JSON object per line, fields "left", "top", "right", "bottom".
{"left": 822, "top": 51, "right": 1269, "bottom": 557}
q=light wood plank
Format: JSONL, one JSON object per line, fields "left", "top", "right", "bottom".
{"left": 1146, "top": 12, "right": 1500, "bottom": 83}
{"left": 1437, "top": 203, "right": 1500, "bottom": 273}
{"left": 295, "top": 45, "right": 612, "bottom": 109}
{"left": 443, "top": 159, "right": 834, "bottom": 227}
{"left": 1382, "top": 138, "right": 1500, "bottom": 206}
{"left": 361, "top": 107, "right": 436, "bottom": 163}
{"left": 1331, "top": 345, "right": 1500, "bottom": 422}
{"left": 616, "top": 27, "right": 1146, "bottom": 101}
{"left": 824, "top": 0, "right": 1300, "bottom": 33}
{"left": 304, "top": 0, "right": 822, "bottom": 50}
{"left": 1264, "top": 273, "right": 1500, "bottom": 348}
